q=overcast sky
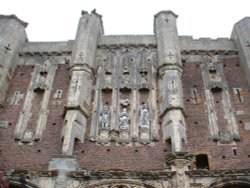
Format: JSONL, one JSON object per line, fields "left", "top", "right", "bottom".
{"left": 0, "top": 0, "right": 249, "bottom": 41}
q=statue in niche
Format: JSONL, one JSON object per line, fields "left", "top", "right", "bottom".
{"left": 204, "top": 55, "right": 218, "bottom": 71}
{"left": 219, "top": 130, "right": 231, "bottom": 143}
{"left": 122, "top": 56, "right": 130, "bottom": 74}
{"left": 21, "top": 129, "right": 33, "bottom": 143}
{"left": 139, "top": 104, "right": 150, "bottom": 129}
{"left": 104, "top": 58, "right": 112, "bottom": 74}
{"left": 99, "top": 105, "right": 110, "bottom": 129}
{"left": 34, "top": 73, "right": 47, "bottom": 91}
{"left": 120, "top": 99, "right": 130, "bottom": 107}
{"left": 122, "top": 73, "right": 130, "bottom": 86}
{"left": 140, "top": 71, "right": 148, "bottom": 85}
{"left": 42, "top": 58, "right": 51, "bottom": 73}
{"left": 119, "top": 108, "right": 129, "bottom": 130}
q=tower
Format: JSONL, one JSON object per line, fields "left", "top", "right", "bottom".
{"left": 0, "top": 15, "right": 27, "bottom": 106}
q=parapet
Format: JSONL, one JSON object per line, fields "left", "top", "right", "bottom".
{"left": 180, "top": 36, "right": 237, "bottom": 54}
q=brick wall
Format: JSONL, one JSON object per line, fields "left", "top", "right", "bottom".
{"left": 0, "top": 55, "right": 250, "bottom": 172}
{"left": 183, "top": 55, "right": 250, "bottom": 170}
{"left": 0, "top": 63, "right": 70, "bottom": 170}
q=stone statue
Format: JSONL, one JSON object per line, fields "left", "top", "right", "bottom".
{"left": 119, "top": 108, "right": 129, "bottom": 130}
{"left": 120, "top": 99, "right": 130, "bottom": 107}
{"left": 140, "top": 72, "right": 147, "bottom": 85}
{"left": 22, "top": 129, "right": 33, "bottom": 143}
{"left": 99, "top": 105, "right": 110, "bottom": 129}
{"left": 139, "top": 104, "right": 150, "bottom": 129}
{"left": 122, "top": 73, "right": 130, "bottom": 86}
{"left": 42, "top": 58, "right": 51, "bottom": 73}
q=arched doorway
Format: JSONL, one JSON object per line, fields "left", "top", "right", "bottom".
{"left": 8, "top": 179, "right": 39, "bottom": 188}
{"left": 81, "top": 180, "right": 159, "bottom": 188}
{"left": 208, "top": 178, "right": 250, "bottom": 188}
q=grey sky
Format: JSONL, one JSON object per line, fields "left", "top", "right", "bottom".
{"left": 0, "top": 0, "right": 249, "bottom": 41}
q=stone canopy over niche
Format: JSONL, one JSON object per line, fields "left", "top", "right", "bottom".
{"left": 89, "top": 46, "right": 160, "bottom": 146}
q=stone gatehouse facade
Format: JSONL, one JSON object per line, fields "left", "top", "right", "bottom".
{"left": 0, "top": 10, "right": 250, "bottom": 188}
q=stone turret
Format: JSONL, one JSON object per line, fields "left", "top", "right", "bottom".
{"left": 231, "top": 17, "right": 250, "bottom": 86}
{"left": 62, "top": 10, "right": 103, "bottom": 155}
{"left": 0, "top": 15, "right": 27, "bottom": 106}
{"left": 154, "top": 11, "right": 186, "bottom": 152}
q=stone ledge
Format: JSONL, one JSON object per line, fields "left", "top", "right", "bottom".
{"left": 70, "top": 170, "right": 175, "bottom": 180}
{"left": 186, "top": 169, "right": 250, "bottom": 177}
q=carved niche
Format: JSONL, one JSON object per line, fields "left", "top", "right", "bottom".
{"left": 203, "top": 55, "right": 223, "bottom": 92}
{"left": 33, "top": 58, "right": 52, "bottom": 91}
{"left": 139, "top": 103, "right": 150, "bottom": 142}
{"left": 91, "top": 46, "right": 158, "bottom": 145}
{"left": 98, "top": 105, "right": 110, "bottom": 143}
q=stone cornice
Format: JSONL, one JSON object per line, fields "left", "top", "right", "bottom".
{"left": 70, "top": 170, "right": 175, "bottom": 180}
{"left": 0, "top": 14, "right": 28, "bottom": 28}
{"left": 181, "top": 50, "right": 238, "bottom": 55}
{"left": 186, "top": 169, "right": 250, "bottom": 177}
{"left": 19, "top": 51, "right": 71, "bottom": 57}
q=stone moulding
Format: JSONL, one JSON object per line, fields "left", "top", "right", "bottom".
{"left": 70, "top": 170, "right": 175, "bottom": 180}
{"left": 18, "top": 51, "right": 72, "bottom": 57}
{"left": 181, "top": 50, "right": 238, "bottom": 55}
{"left": 185, "top": 169, "right": 250, "bottom": 177}
{"left": 2, "top": 169, "right": 58, "bottom": 178}
{"left": 98, "top": 44, "right": 157, "bottom": 49}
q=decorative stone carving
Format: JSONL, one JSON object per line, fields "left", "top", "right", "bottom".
{"left": 121, "top": 73, "right": 130, "bottom": 88}
{"left": 21, "top": 129, "right": 33, "bottom": 143}
{"left": 208, "top": 81, "right": 223, "bottom": 92}
{"left": 99, "top": 105, "right": 110, "bottom": 129}
{"left": 139, "top": 104, "right": 150, "bottom": 143}
{"left": 14, "top": 58, "right": 57, "bottom": 142}
{"left": 119, "top": 108, "right": 129, "bottom": 130}
{"left": 201, "top": 55, "right": 240, "bottom": 143}
{"left": 33, "top": 58, "right": 53, "bottom": 91}
{"left": 219, "top": 131, "right": 231, "bottom": 144}
{"left": 34, "top": 74, "right": 47, "bottom": 91}
{"left": 120, "top": 99, "right": 130, "bottom": 107}
{"left": 139, "top": 104, "right": 150, "bottom": 129}
{"left": 90, "top": 46, "right": 159, "bottom": 145}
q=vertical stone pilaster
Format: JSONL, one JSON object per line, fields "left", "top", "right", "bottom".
{"left": 201, "top": 55, "right": 240, "bottom": 143}
{"left": 131, "top": 89, "right": 139, "bottom": 140}
{"left": 0, "top": 15, "right": 27, "bottom": 105}
{"left": 166, "top": 152, "right": 193, "bottom": 188}
{"left": 62, "top": 10, "right": 103, "bottom": 155}
{"left": 14, "top": 59, "right": 57, "bottom": 142}
{"left": 154, "top": 11, "right": 186, "bottom": 152}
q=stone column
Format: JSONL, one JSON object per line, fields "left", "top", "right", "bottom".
{"left": 154, "top": 11, "right": 186, "bottom": 152}
{"left": 231, "top": 17, "right": 250, "bottom": 86}
{"left": 0, "top": 15, "right": 27, "bottom": 106}
{"left": 62, "top": 10, "right": 103, "bottom": 155}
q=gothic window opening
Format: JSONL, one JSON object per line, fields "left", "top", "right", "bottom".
{"left": 54, "top": 90, "right": 63, "bottom": 99}
{"left": 11, "top": 91, "right": 24, "bottom": 105}
{"left": 195, "top": 154, "right": 209, "bottom": 169}
{"left": 233, "top": 88, "right": 243, "bottom": 103}
{"left": 191, "top": 88, "right": 199, "bottom": 104}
